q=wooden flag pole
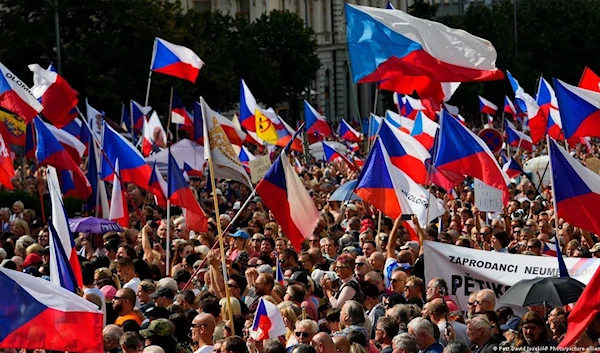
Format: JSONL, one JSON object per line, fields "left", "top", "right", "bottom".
{"left": 167, "top": 86, "right": 174, "bottom": 142}
{"left": 207, "top": 153, "right": 236, "bottom": 336}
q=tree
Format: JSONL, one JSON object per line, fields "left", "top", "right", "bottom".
{"left": 0, "top": 1, "right": 320, "bottom": 121}
{"left": 409, "top": 0, "right": 439, "bottom": 20}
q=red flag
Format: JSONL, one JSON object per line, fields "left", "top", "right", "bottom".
{"left": 578, "top": 67, "right": 600, "bottom": 93}
{"left": 559, "top": 266, "right": 600, "bottom": 347}
{"left": 0, "top": 131, "right": 15, "bottom": 189}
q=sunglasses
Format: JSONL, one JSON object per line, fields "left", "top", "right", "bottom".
{"left": 295, "top": 331, "right": 311, "bottom": 338}
{"left": 191, "top": 323, "right": 208, "bottom": 328}
{"left": 355, "top": 263, "right": 367, "bottom": 267}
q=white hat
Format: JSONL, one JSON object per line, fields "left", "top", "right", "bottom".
{"left": 232, "top": 201, "right": 241, "bottom": 210}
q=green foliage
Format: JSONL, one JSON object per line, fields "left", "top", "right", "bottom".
{"left": 409, "top": 0, "right": 439, "bottom": 20}
{"left": 0, "top": 1, "right": 319, "bottom": 120}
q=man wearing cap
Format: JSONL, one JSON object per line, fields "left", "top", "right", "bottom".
{"left": 191, "top": 313, "right": 216, "bottom": 353}
{"left": 139, "top": 319, "right": 180, "bottom": 352}
{"left": 499, "top": 316, "right": 520, "bottom": 347}
{"left": 138, "top": 279, "right": 156, "bottom": 315}
{"left": 114, "top": 288, "right": 142, "bottom": 331}
{"left": 21, "top": 253, "right": 42, "bottom": 271}
{"left": 151, "top": 287, "right": 175, "bottom": 308}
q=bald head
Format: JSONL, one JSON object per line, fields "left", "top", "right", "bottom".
{"left": 192, "top": 313, "right": 216, "bottom": 344}
{"left": 312, "top": 332, "right": 335, "bottom": 353}
{"left": 475, "top": 289, "right": 496, "bottom": 313}
{"left": 333, "top": 336, "right": 350, "bottom": 353}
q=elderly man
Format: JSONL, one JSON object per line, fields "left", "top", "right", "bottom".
{"left": 294, "top": 319, "right": 319, "bottom": 345}
{"left": 312, "top": 332, "right": 336, "bottom": 353}
{"left": 354, "top": 255, "right": 372, "bottom": 281}
{"left": 426, "top": 277, "right": 458, "bottom": 312}
{"left": 103, "top": 324, "right": 124, "bottom": 353}
{"left": 428, "top": 298, "right": 469, "bottom": 345}
{"left": 466, "top": 315, "right": 498, "bottom": 353}
{"left": 332, "top": 336, "right": 350, "bottom": 353}
{"left": 474, "top": 289, "right": 496, "bottom": 314}
{"left": 392, "top": 333, "right": 418, "bottom": 353}
{"left": 191, "top": 313, "right": 216, "bottom": 353}
{"left": 407, "top": 317, "right": 443, "bottom": 353}
{"left": 335, "top": 300, "right": 369, "bottom": 338}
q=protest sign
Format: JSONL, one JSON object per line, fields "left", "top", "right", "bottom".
{"left": 424, "top": 241, "right": 600, "bottom": 311}
{"left": 249, "top": 155, "right": 271, "bottom": 184}
{"left": 474, "top": 178, "right": 503, "bottom": 212}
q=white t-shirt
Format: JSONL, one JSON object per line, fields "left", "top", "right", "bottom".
{"left": 84, "top": 287, "right": 106, "bottom": 326}
{"left": 123, "top": 277, "right": 141, "bottom": 308}
{"left": 194, "top": 345, "right": 214, "bottom": 353}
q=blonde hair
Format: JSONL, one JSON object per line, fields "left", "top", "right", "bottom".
{"left": 350, "top": 344, "right": 368, "bottom": 353}
{"left": 219, "top": 297, "right": 241, "bottom": 316}
{"left": 278, "top": 301, "right": 301, "bottom": 328}
{"left": 95, "top": 267, "right": 121, "bottom": 289}
{"left": 26, "top": 243, "right": 43, "bottom": 255}
{"left": 13, "top": 219, "right": 30, "bottom": 236}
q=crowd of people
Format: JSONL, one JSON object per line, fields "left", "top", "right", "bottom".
{"left": 2, "top": 132, "right": 600, "bottom": 353}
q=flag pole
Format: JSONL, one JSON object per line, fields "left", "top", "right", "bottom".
{"left": 129, "top": 100, "right": 135, "bottom": 143}
{"left": 166, "top": 203, "right": 171, "bottom": 274}
{"left": 143, "top": 39, "right": 157, "bottom": 120}
{"left": 207, "top": 153, "right": 236, "bottom": 336}
{"left": 167, "top": 86, "right": 174, "bottom": 142}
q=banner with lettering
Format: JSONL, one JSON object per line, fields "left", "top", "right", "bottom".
{"left": 424, "top": 241, "right": 600, "bottom": 312}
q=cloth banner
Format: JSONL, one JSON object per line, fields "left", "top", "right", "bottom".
{"left": 424, "top": 241, "right": 600, "bottom": 312}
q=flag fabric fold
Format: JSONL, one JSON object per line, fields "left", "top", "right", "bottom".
{"left": 505, "top": 120, "right": 533, "bottom": 152}
{"left": 167, "top": 151, "right": 207, "bottom": 232}
{"left": 0, "top": 62, "right": 43, "bottom": 122}
{"left": 151, "top": 38, "right": 204, "bottom": 83}
{"left": 0, "top": 132, "right": 15, "bottom": 189}
{"left": 28, "top": 64, "right": 78, "bottom": 128}
{"left": 553, "top": 78, "right": 600, "bottom": 140}
{"left": 108, "top": 160, "right": 130, "bottom": 228}
{"left": 479, "top": 96, "right": 498, "bottom": 115}
{"left": 256, "top": 150, "right": 319, "bottom": 251}
{"left": 304, "top": 100, "right": 332, "bottom": 136}
{"left": 250, "top": 297, "right": 287, "bottom": 341}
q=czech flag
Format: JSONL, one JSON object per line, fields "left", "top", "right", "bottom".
{"left": 62, "top": 118, "right": 82, "bottom": 141}
{"left": 250, "top": 297, "right": 287, "bottom": 341}
{"left": 142, "top": 111, "right": 167, "bottom": 156}
{"left": 338, "top": 119, "right": 361, "bottom": 142}
{"left": 537, "top": 77, "right": 563, "bottom": 140}
{"left": 28, "top": 64, "right": 78, "bottom": 128}
{"left": 578, "top": 66, "right": 600, "bottom": 93}
{"left": 304, "top": 100, "right": 332, "bottom": 136}
{"left": 434, "top": 110, "right": 510, "bottom": 203}
{"left": 256, "top": 150, "right": 320, "bottom": 251}
{"left": 479, "top": 96, "right": 498, "bottom": 115}
{"left": 85, "top": 134, "right": 101, "bottom": 213}
{"left": 46, "top": 166, "right": 83, "bottom": 290}
{"left": 542, "top": 241, "right": 558, "bottom": 257}
{"left": 192, "top": 101, "right": 204, "bottom": 145}
{"left": 386, "top": 2, "right": 395, "bottom": 9}
{"left": 0, "top": 267, "right": 103, "bottom": 353}
{"left": 378, "top": 119, "right": 430, "bottom": 183}
{"left": 35, "top": 117, "right": 91, "bottom": 198}
{"left": 171, "top": 91, "right": 193, "bottom": 126}
{"left": 148, "top": 161, "right": 167, "bottom": 207}
{"left": 0, "top": 132, "right": 14, "bottom": 189}
{"left": 501, "top": 155, "right": 524, "bottom": 179}
{"left": 131, "top": 100, "right": 151, "bottom": 134}
{"left": 548, "top": 137, "right": 600, "bottom": 236}
{"left": 151, "top": 37, "right": 204, "bottom": 83}
{"left": 345, "top": 4, "right": 503, "bottom": 87}
{"left": 108, "top": 160, "right": 130, "bottom": 228}
{"left": 553, "top": 78, "right": 600, "bottom": 140}
{"left": 427, "top": 163, "right": 464, "bottom": 191}
{"left": 363, "top": 114, "right": 382, "bottom": 140}
{"left": 100, "top": 121, "right": 152, "bottom": 189}
{"left": 183, "top": 162, "right": 203, "bottom": 177}
{"left": 322, "top": 141, "right": 356, "bottom": 170}
{"left": 44, "top": 121, "right": 86, "bottom": 165}
{"left": 275, "top": 258, "right": 285, "bottom": 285}
{"left": 506, "top": 70, "right": 528, "bottom": 115}
{"left": 240, "top": 79, "right": 259, "bottom": 132}
{"left": 0, "top": 62, "right": 43, "bottom": 122}
{"left": 504, "top": 96, "right": 517, "bottom": 116}
{"left": 444, "top": 103, "right": 459, "bottom": 117}
{"left": 167, "top": 151, "right": 207, "bottom": 232}
{"left": 354, "top": 138, "right": 414, "bottom": 220}
{"left": 384, "top": 110, "right": 402, "bottom": 129}
{"left": 505, "top": 119, "right": 533, "bottom": 152}
{"left": 410, "top": 111, "right": 439, "bottom": 151}
{"left": 239, "top": 145, "right": 255, "bottom": 173}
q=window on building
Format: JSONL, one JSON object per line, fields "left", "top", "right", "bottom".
{"left": 237, "top": 0, "right": 250, "bottom": 20}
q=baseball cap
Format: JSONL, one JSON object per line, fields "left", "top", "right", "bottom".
{"left": 149, "top": 287, "right": 175, "bottom": 300}
{"left": 590, "top": 243, "right": 600, "bottom": 253}
{"left": 140, "top": 319, "right": 175, "bottom": 338}
{"left": 101, "top": 285, "right": 117, "bottom": 300}
{"left": 22, "top": 253, "right": 42, "bottom": 268}
{"left": 287, "top": 271, "right": 309, "bottom": 286}
{"left": 400, "top": 241, "right": 420, "bottom": 252}
{"left": 230, "top": 229, "right": 249, "bottom": 239}
{"left": 500, "top": 316, "right": 521, "bottom": 332}
{"left": 232, "top": 201, "right": 242, "bottom": 210}
{"left": 346, "top": 204, "right": 357, "bottom": 211}
{"left": 258, "top": 264, "right": 273, "bottom": 275}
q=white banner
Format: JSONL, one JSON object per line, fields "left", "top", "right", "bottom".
{"left": 424, "top": 241, "right": 600, "bottom": 312}
{"left": 474, "top": 178, "right": 503, "bottom": 212}
{"left": 249, "top": 155, "right": 272, "bottom": 184}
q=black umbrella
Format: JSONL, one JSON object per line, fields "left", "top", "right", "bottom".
{"left": 498, "top": 276, "right": 585, "bottom": 308}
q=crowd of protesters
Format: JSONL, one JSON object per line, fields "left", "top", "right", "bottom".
{"left": 2, "top": 133, "right": 600, "bottom": 353}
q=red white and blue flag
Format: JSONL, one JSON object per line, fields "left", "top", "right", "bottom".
{"left": 131, "top": 100, "right": 151, "bottom": 135}
{"left": 479, "top": 96, "right": 498, "bottom": 115}
{"left": 553, "top": 78, "right": 600, "bottom": 140}
{"left": 29, "top": 64, "right": 78, "bottom": 128}
{"left": 322, "top": 141, "right": 356, "bottom": 170}
{"left": 149, "top": 161, "right": 168, "bottom": 207}
{"left": 239, "top": 79, "right": 259, "bottom": 132}
{"left": 108, "top": 160, "right": 130, "bottom": 228}
{"left": 47, "top": 166, "right": 83, "bottom": 291}
{"left": 168, "top": 151, "right": 207, "bottom": 232}
{"left": 505, "top": 120, "right": 533, "bottom": 152}
{"left": 338, "top": 119, "right": 361, "bottom": 143}
{"left": 548, "top": 137, "right": 600, "bottom": 236}
{"left": 304, "top": 100, "right": 332, "bottom": 136}
{"left": 250, "top": 297, "right": 287, "bottom": 341}
{"left": 151, "top": 38, "right": 204, "bottom": 83}
{"left": 537, "top": 77, "right": 563, "bottom": 140}
{"left": 410, "top": 111, "right": 439, "bottom": 151}
{"left": 256, "top": 150, "right": 319, "bottom": 251}
{"left": 275, "top": 258, "right": 285, "bottom": 285}
{"left": 434, "top": 110, "right": 510, "bottom": 203}
{"left": 0, "top": 62, "right": 43, "bottom": 122}
{"left": 0, "top": 267, "right": 103, "bottom": 353}
{"left": 504, "top": 96, "right": 517, "bottom": 116}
